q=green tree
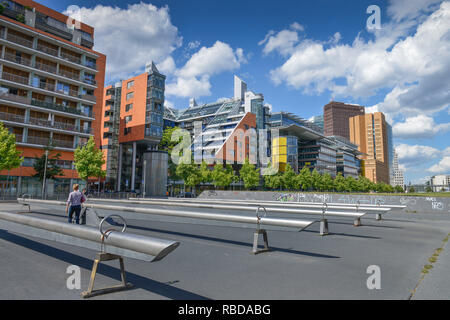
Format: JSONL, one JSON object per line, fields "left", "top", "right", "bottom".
{"left": 33, "top": 147, "right": 64, "bottom": 182}
{"left": 211, "top": 164, "right": 236, "bottom": 189}
{"left": 321, "top": 173, "right": 334, "bottom": 192}
{"left": 199, "top": 161, "right": 212, "bottom": 184}
{"left": 356, "top": 176, "right": 374, "bottom": 193}
{"left": 425, "top": 186, "right": 433, "bottom": 193}
{"left": 311, "top": 169, "right": 322, "bottom": 191}
{"left": 74, "top": 137, "right": 105, "bottom": 191}
{"left": 296, "top": 166, "right": 312, "bottom": 191}
{"left": 239, "top": 158, "right": 260, "bottom": 190}
{"left": 344, "top": 176, "right": 357, "bottom": 192}
{"left": 0, "top": 122, "right": 23, "bottom": 193}
{"left": 176, "top": 163, "right": 202, "bottom": 195}
{"left": 281, "top": 164, "right": 297, "bottom": 190}
{"left": 263, "top": 162, "right": 282, "bottom": 190}
{"left": 334, "top": 173, "right": 346, "bottom": 192}
{"left": 159, "top": 126, "right": 182, "bottom": 181}
{"left": 408, "top": 186, "right": 416, "bottom": 193}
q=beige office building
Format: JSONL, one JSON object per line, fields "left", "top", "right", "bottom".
{"left": 349, "top": 112, "right": 390, "bottom": 184}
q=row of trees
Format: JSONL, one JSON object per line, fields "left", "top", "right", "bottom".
{"left": 170, "top": 160, "right": 404, "bottom": 194}
{"left": 0, "top": 122, "right": 105, "bottom": 194}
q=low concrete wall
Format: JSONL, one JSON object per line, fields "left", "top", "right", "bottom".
{"left": 198, "top": 190, "right": 450, "bottom": 214}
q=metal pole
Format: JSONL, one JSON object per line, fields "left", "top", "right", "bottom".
{"left": 18, "top": 199, "right": 317, "bottom": 230}
{"left": 0, "top": 211, "right": 180, "bottom": 262}
{"left": 88, "top": 198, "right": 368, "bottom": 219}
{"left": 41, "top": 150, "right": 49, "bottom": 199}
{"left": 142, "top": 160, "right": 147, "bottom": 199}
{"left": 127, "top": 198, "right": 391, "bottom": 212}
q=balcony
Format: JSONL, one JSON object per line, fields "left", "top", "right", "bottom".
{"left": 58, "top": 69, "right": 80, "bottom": 81}
{"left": 81, "top": 94, "right": 96, "bottom": 103}
{"left": 0, "top": 111, "right": 25, "bottom": 123}
{"left": 31, "top": 99, "right": 83, "bottom": 117}
{"left": 60, "top": 52, "right": 81, "bottom": 65}
{"left": 26, "top": 135, "right": 51, "bottom": 146}
{"left": 34, "top": 81, "right": 56, "bottom": 92}
{"left": 80, "top": 37, "right": 94, "bottom": 49}
{"left": 3, "top": 52, "right": 32, "bottom": 67}
{"left": 53, "top": 121, "right": 77, "bottom": 132}
{"left": 36, "top": 43, "right": 59, "bottom": 57}
{"left": 28, "top": 117, "right": 51, "bottom": 127}
{"left": 0, "top": 92, "right": 31, "bottom": 105}
{"left": 84, "top": 61, "right": 97, "bottom": 70}
{"left": 26, "top": 136, "right": 75, "bottom": 149}
{"left": 35, "top": 15, "right": 73, "bottom": 41}
{"left": 1, "top": 71, "right": 29, "bottom": 85}
{"left": 35, "top": 61, "right": 57, "bottom": 74}
{"left": 56, "top": 87, "right": 79, "bottom": 98}
{"left": 1, "top": 5, "right": 25, "bottom": 21}
{"left": 52, "top": 139, "right": 74, "bottom": 149}
{"left": 15, "top": 134, "right": 23, "bottom": 143}
{"left": 5, "top": 32, "right": 33, "bottom": 48}
{"left": 82, "top": 77, "right": 97, "bottom": 86}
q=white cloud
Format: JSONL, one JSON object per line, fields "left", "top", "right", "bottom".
{"left": 396, "top": 143, "right": 441, "bottom": 162}
{"left": 393, "top": 115, "right": 450, "bottom": 139}
{"left": 290, "top": 22, "right": 305, "bottom": 31}
{"left": 259, "top": 22, "right": 305, "bottom": 57}
{"left": 166, "top": 41, "right": 243, "bottom": 98}
{"left": 235, "top": 48, "right": 248, "bottom": 64}
{"left": 428, "top": 156, "right": 450, "bottom": 173}
{"left": 158, "top": 56, "right": 176, "bottom": 75}
{"left": 69, "top": 3, "right": 182, "bottom": 81}
{"left": 387, "top": 0, "right": 443, "bottom": 22}
{"left": 267, "top": 1, "right": 450, "bottom": 120}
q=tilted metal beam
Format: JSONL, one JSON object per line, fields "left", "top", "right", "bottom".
{"left": 123, "top": 198, "right": 390, "bottom": 213}
{"left": 0, "top": 211, "right": 180, "bottom": 262}
{"left": 17, "top": 199, "right": 317, "bottom": 231}
{"left": 88, "top": 198, "right": 368, "bottom": 219}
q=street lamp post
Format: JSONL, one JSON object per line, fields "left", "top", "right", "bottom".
{"left": 142, "top": 160, "right": 147, "bottom": 199}
{"left": 42, "top": 150, "right": 49, "bottom": 199}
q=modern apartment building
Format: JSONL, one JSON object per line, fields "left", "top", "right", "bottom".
{"left": 429, "top": 175, "right": 450, "bottom": 192}
{"left": 0, "top": 0, "right": 105, "bottom": 196}
{"left": 101, "top": 62, "right": 166, "bottom": 193}
{"left": 349, "top": 112, "right": 390, "bottom": 184}
{"left": 269, "top": 112, "right": 361, "bottom": 177}
{"left": 167, "top": 76, "right": 270, "bottom": 167}
{"left": 391, "top": 150, "right": 404, "bottom": 189}
{"left": 324, "top": 101, "right": 365, "bottom": 139}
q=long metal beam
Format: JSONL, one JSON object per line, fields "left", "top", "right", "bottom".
{"left": 88, "top": 198, "right": 368, "bottom": 219}
{"left": 0, "top": 211, "right": 180, "bottom": 262}
{"left": 130, "top": 197, "right": 406, "bottom": 209}
{"left": 122, "top": 197, "right": 390, "bottom": 213}
{"left": 17, "top": 198, "right": 317, "bottom": 231}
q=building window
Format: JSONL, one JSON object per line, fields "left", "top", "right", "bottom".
{"left": 125, "top": 115, "right": 132, "bottom": 124}
{"left": 127, "top": 81, "right": 134, "bottom": 89}
{"left": 124, "top": 127, "right": 131, "bottom": 135}
{"left": 125, "top": 103, "right": 133, "bottom": 112}
{"left": 126, "top": 92, "right": 134, "bottom": 101}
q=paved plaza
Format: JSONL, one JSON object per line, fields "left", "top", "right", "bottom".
{"left": 0, "top": 201, "right": 449, "bottom": 300}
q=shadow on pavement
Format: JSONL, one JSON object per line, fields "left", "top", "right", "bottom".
{"left": 0, "top": 229, "right": 210, "bottom": 300}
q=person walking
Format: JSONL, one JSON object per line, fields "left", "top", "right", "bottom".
{"left": 66, "top": 184, "right": 86, "bottom": 224}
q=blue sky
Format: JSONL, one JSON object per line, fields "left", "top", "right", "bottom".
{"left": 40, "top": 0, "right": 450, "bottom": 184}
